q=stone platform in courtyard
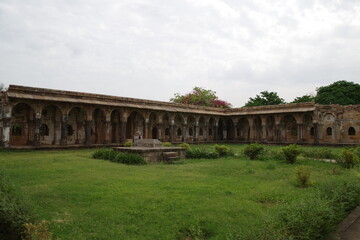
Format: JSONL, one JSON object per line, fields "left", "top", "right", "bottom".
{"left": 114, "top": 139, "right": 186, "bottom": 163}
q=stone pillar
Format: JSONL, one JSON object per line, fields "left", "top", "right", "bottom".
{"left": 297, "top": 124, "right": 303, "bottom": 143}
{"left": 120, "top": 119, "right": 127, "bottom": 143}
{"left": 182, "top": 125, "right": 187, "bottom": 142}
{"left": 249, "top": 122, "right": 254, "bottom": 142}
{"left": 262, "top": 124, "right": 267, "bottom": 142}
{"left": 111, "top": 122, "right": 117, "bottom": 143}
{"left": 60, "top": 114, "right": 68, "bottom": 146}
{"left": 313, "top": 123, "right": 319, "bottom": 144}
{"left": 204, "top": 124, "right": 208, "bottom": 141}
{"left": 169, "top": 124, "right": 174, "bottom": 142}
{"left": 144, "top": 122, "right": 149, "bottom": 139}
{"left": 214, "top": 124, "right": 219, "bottom": 141}
{"left": 2, "top": 117, "right": 11, "bottom": 148}
{"left": 85, "top": 120, "right": 92, "bottom": 145}
{"left": 157, "top": 124, "right": 162, "bottom": 141}
{"left": 34, "top": 117, "right": 41, "bottom": 146}
{"left": 194, "top": 124, "right": 198, "bottom": 142}
{"left": 104, "top": 121, "right": 111, "bottom": 144}
{"left": 275, "top": 123, "right": 281, "bottom": 142}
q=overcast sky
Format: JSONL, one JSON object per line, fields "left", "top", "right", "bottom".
{"left": 1, "top": 0, "right": 359, "bottom": 107}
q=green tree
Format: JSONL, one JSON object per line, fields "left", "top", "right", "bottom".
{"left": 292, "top": 94, "right": 315, "bottom": 103}
{"left": 315, "top": 80, "right": 360, "bottom": 105}
{"left": 170, "top": 87, "right": 231, "bottom": 108}
{"left": 244, "top": 91, "right": 285, "bottom": 107}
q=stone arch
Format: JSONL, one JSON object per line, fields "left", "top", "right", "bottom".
{"left": 67, "top": 107, "right": 87, "bottom": 145}
{"left": 187, "top": 115, "right": 196, "bottom": 142}
{"left": 266, "top": 116, "right": 275, "bottom": 142}
{"left": 148, "top": 112, "right": 159, "bottom": 139}
{"left": 238, "top": 117, "right": 250, "bottom": 141}
{"left": 226, "top": 118, "right": 235, "bottom": 140}
{"left": 198, "top": 116, "right": 206, "bottom": 141}
{"left": 174, "top": 114, "right": 184, "bottom": 142}
{"left": 92, "top": 108, "right": 106, "bottom": 144}
{"left": 126, "top": 111, "right": 145, "bottom": 140}
{"left": 41, "top": 105, "right": 62, "bottom": 145}
{"left": 10, "top": 103, "right": 35, "bottom": 146}
{"left": 302, "top": 113, "right": 314, "bottom": 142}
{"left": 348, "top": 127, "right": 356, "bottom": 136}
{"left": 253, "top": 116, "right": 262, "bottom": 142}
{"left": 162, "top": 113, "right": 171, "bottom": 141}
{"left": 280, "top": 115, "right": 297, "bottom": 142}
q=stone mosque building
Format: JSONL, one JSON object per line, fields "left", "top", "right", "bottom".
{"left": 0, "top": 85, "right": 359, "bottom": 148}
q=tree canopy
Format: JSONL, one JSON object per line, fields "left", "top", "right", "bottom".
{"left": 170, "top": 87, "right": 231, "bottom": 108}
{"left": 244, "top": 91, "right": 285, "bottom": 107}
{"left": 291, "top": 94, "right": 315, "bottom": 103}
{"left": 315, "top": 80, "right": 360, "bottom": 105}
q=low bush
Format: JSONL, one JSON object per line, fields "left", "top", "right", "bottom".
{"left": 124, "top": 140, "right": 133, "bottom": 147}
{"left": 0, "top": 169, "right": 34, "bottom": 240}
{"left": 178, "top": 143, "right": 190, "bottom": 150}
{"left": 92, "top": 148, "right": 117, "bottom": 161}
{"left": 302, "top": 148, "right": 337, "bottom": 159}
{"left": 265, "top": 149, "right": 285, "bottom": 161}
{"left": 214, "top": 144, "right": 234, "bottom": 157}
{"left": 114, "top": 153, "right": 146, "bottom": 165}
{"left": 317, "top": 175, "right": 360, "bottom": 214}
{"left": 162, "top": 142, "right": 172, "bottom": 147}
{"left": 186, "top": 148, "right": 218, "bottom": 159}
{"left": 243, "top": 143, "right": 264, "bottom": 160}
{"left": 282, "top": 144, "right": 301, "bottom": 164}
{"left": 23, "top": 220, "right": 54, "bottom": 240}
{"left": 294, "top": 166, "right": 311, "bottom": 188}
{"left": 337, "top": 149, "right": 359, "bottom": 168}
{"left": 274, "top": 194, "right": 335, "bottom": 240}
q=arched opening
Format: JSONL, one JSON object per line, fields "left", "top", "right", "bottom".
{"left": 40, "top": 124, "right": 49, "bottom": 136}
{"left": 126, "top": 111, "right": 145, "bottom": 140}
{"left": 238, "top": 118, "right": 250, "bottom": 141}
{"left": 92, "top": 108, "right": 106, "bottom": 144}
{"left": 177, "top": 128, "right": 182, "bottom": 137}
{"left": 280, "top": 115, "right": 297, "bottom": 142}
{"left": 326, "top": 127, "right": 332, "bottom": 136}
{"left": 348, "top": 127, "right": 356, "bottom": 136}
{"left": 226, "top": 119, "right": 235, "bottom": 140}
{"left": 253, "top": 116, "right": 262, "bottom": 141}
{"left": 198, "top": 116, "right": 206, "bottom": 141}
{"left": 162, "top": 114, "right": 171, "bottom": 141}
{"left": 68, "top": 107, "right": 86, "bottom": 145}
{"left": 174, "top": 114, "right": 184, "bottom": 141}
{"left": 208, "top": 117, "right": 215, "bottom": 141}
{"left": 111, "top": 110, "right": 120, "bottom": 143}
{"left": 152, "top": 127, "right": 158, "bottom": 139}
{"left": 302, "top": 113, "right": 314, "bottom": 141}
{"left": 218, "top": 118, "right": 224, "bottom": 140}
{"left": 187, "top": 115, "right": 196, "bottom": 142}
{"left": 10, "top": 103, "right": 35, "bottom": 146}
{"left": 310, "top": 127, "right": 315, "bottom": 136}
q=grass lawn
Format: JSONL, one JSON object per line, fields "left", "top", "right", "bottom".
{"left": 0, "top": 144, "right": 357, "bottom": 239}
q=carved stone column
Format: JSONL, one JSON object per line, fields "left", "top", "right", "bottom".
{"left": 297, "top": 124, "right": 303, "bottom": 143}
{"left": 182, "top": 124, "right": 187, "bottom": 142}
{"left": 34, "top": 117, "right": 41, "bottom": 146}
{"left": 2, "top": 117, "right": 11, "bottom": 148}
{"left": 120, "top": 119, "right": 127, "bottom": 144}
{"left": 194, "top": 124, "right": 198, "bottom": 142}
{"left": 85, "top": 120, "right": 92, "bottom": 145}
{"left": 104, "top": 121, "right": 111, "bottom": 144}
{"left": 60, "top": 114, "right": 68, "bottom": 146}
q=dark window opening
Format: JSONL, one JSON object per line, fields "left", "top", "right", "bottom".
{"left": 208, "top": 128, "right": 213, "bottom": 136}
{"left": 12, "top": 124, "right": 22, "bottom": 136}
{"left": 67, "top": 125, "right": 74, "bottom": 136}
{"left": 165, "top": 128, "right": 169, "bottom": 136}
{"left": 40, "top": 124, "right": 49, "bottom": 136}
{"left": 199, "top": 128, "right": 203, "bottom": 136}
{"left": 348, "top": 127, "right": 356, "bottom": 136}
{"left": 177, "top": 128, "right": 182, "bottom": 136}
{"left": 189, "top": 127, "right": 193, "bottom": 136}
{"left": 310, "top": 127, "right": 314, "bottom": 136}
{"left": 326, "top": 127, "right": 332, "bottom": 136}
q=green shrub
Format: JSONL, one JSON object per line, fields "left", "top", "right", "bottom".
{"left": 114, "top": 153, "right": 146, "bottom": 165}
{"left": 243, "top": 143, "right": 264, "bottom": 160}
{"left": 92, "top": 148, "right": 117, "bottom": 161}
{"left": 282, "top": 144, "right": 301, "bottom": 164}
{"left": 338, "top": 149, "right": 359, "bottom": 168}
{"left": 302, "top": 148, "right": 336, "bottom": 159}
{"left": 317, "top": 175, "right": 360, "bottom": 214}
{"left": 274, "top": 195, "right": 335, "bottom": 240}
{"left": 178, "top": 143, "right": 190, "bottom": 150}
{"left": 353, "top": 146, "right": 360, "bottom": 159}
{"left": 186, "top": 148, "right": 219, "bottom": 159}
{"left": 294, "top": 166, "right": 311, "bottom": 188}
{"left": 265, "top": 149, "right": 285, "bottom": 161}
{"left": 0, "top": 169, "right": 34, "bottom": 240}
{"left": 162, "top": 142, "right": 172, "bottom": 147}
{"left": 23, "top": 220, "right": 54, "bottom": 240}
{"left": 214, "top": 144, "right": 234, "bottom": 157}
{"left": 124, "top": 140, "right": 133, "bottom": 147}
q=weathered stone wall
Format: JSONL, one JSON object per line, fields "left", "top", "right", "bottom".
{"left": 0, "top": 85, "right": 359, "bottom": 147}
